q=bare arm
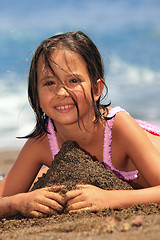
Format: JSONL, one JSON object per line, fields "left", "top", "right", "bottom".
{"left": 65, "top": 184, "right": 160, "bottom": 213}
{"left": 0, "top": 186, "right": 65, "bottom": 218}
{"left": 0, "top": 137, "right": 65, "bottom": 218}
{"left": 113, "top": 112, "right": 160, "bottom": 187}
{"left": 0, "top": 138, "right": 45, "bottom": 197}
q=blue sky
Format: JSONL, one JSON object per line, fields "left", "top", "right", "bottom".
{"left": 1, "top": 0, "right": 159, "bottom": 34}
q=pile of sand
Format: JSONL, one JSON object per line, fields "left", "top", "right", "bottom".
{"left": 1, "top": 141, "right": 160, "bottom": 240}
{"left": 32, "top": 140, "right": 132, "bottom": 192}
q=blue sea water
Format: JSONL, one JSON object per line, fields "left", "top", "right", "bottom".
{"left": 0, "top": 0, "right": 160, "bottom": 150}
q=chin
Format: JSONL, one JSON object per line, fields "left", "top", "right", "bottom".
{"left": 54, "top": 118, "right": 79, "bottom": 126}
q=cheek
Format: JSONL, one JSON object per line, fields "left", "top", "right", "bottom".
{"left": 38, "top": 90, "right": 50, "bottom": 109}
{"left": 73, "top": 88, "right": 92, "bottom": 103}
{"left": 37, "top": 90, "right": 43, "bottom": 108}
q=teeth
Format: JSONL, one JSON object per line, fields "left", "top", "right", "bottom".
{"left": 56, "top": 105, "right": 73, "bottom": 110}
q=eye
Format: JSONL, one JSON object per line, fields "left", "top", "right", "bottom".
{"left": 45, "top": 81, "right": 55, "bottom": 86}
{"left": 70, "top": 78, "right": 80, "bottom": 84}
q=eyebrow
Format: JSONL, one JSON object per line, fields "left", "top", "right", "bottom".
{"left": 67, "top": 73, "right": 83, "bottom": 78}
{"left": 39, "top": 76, "right": 56, "bottom": 82}
{"left": 39, "top": 72, "right": 83, "bottom": 82}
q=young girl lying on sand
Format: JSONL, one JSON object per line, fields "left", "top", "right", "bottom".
{"left": 1, "top": 31, "right": 160, "bottom": 218}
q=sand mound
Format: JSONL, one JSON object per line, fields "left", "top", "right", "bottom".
{"left": 32, "top": 140, "right": 132, "bottom": 192}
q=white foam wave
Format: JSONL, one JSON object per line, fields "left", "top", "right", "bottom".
{"left": 105, "top": 56, "right": 160, "bottom": 125}
{"left": 0, "top": 72, "right": 35, "bottom": 149}
{"left": 108, "top": 55, "right": 160, "bottom": 85}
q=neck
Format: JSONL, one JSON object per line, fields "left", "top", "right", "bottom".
{"left": 55, "top": 118, "right": 104, "bottom": 148}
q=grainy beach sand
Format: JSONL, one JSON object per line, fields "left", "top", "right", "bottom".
{"left": 1, "top": 144, "right": 160, "bottom": 240}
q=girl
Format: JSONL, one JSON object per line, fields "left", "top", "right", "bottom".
{"left": 1, "top": 31, "right": 160, "bottom": 218}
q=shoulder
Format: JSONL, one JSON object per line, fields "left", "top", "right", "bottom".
{"left": 112, "top": 110, "right": 141, "bottom": 139}
{"left": 19, "top": 134, "right": 52, "bottom": 166}
{"left": 111, "top": 110, "right": 153, "bottom": 161}
{"left": 110, "top": 109, "right": 146, "bottom": 156}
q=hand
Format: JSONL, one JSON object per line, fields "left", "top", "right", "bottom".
{"left": 14, "top": 186, "right": 65, "bottom": 218}
{"left": 65, "top": 184, "right": 112, "bottom": 213}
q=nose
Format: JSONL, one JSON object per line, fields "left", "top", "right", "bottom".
{"left": 56, "top": 85, "right": 69, "bottom": 97}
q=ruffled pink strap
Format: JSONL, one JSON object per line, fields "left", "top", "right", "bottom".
{"left": 103, "top": 107, "right": 139, "bottom": 181}
{"left": 47, "top": 118, "right": 59, "bottom": 160}
{"left": 136, "top": 119, "right": 160, "bottom": 136}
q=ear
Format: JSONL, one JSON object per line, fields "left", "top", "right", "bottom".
{"left": 93, "top": 79, "right": 104, "bottom": 102}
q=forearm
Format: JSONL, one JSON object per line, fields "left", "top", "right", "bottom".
{"left": 112, "top": 186, "right": 160, "bottom": 208}
{"left": 0, "top": 194, "right": 21, "bottom": 219}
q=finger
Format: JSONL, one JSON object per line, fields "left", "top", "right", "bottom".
{"left": 69, "top": 206, "right": 98, "bottom": 214}
{"left": 67, "top": 201, "right": 93, "bottom": 212}
{"left": 65, "top": 189, "right": 82, "bottom": 201}
{"left": 46, "top": 185, "right": 65, "bottom": 192}
{"left": 69, "top": 207, "right": 93, "bottom": 214}
{"left": 45, "top": 191, "right": 65, "bottom": 206}
{"left": 67, "top": 194, "right": 84, "bottom": 207}
{"left": 76, "top": 184, "right": 91, "bottom": 189}
{"left": 28, "top": 211, "right": 45, "bottom": 218}
{"left": 34, "top": 202, "right": 59, "bottom": 215}
{"left": 36, "top": 194, "right": 64, "bottom": 212}
{"left": 44, "top": 198, "right": 64, "bottom": 212}
{"left": 29, "top": 210, "right": 54, "bottom": 218}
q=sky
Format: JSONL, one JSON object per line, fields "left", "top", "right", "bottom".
{"left": 1, "top": 0, "right": 159, "bottom": 33}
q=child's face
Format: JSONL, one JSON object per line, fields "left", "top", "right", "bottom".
{"left": 37, "top": 49, "right": 101, "bottom": 128}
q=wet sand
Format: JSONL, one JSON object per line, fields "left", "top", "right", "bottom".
{"left": 0, "top": 143, "right": 160, "bottom": 240}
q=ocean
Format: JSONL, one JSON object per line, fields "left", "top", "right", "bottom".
{"left": 0, "top": 0, "right": 160, "bottom": 150}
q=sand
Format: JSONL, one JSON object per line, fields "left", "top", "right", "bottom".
{"left": 0, "top": 142, "right": 160, "bottom": 240}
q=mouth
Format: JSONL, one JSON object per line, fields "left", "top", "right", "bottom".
{"left": 55, "top": 104, "right": 75, "bottom": 112}
{"left": 55, "top": 104, "right": 74, "bottom": 110}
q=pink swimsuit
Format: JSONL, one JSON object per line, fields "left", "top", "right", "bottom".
{"left": 47, "top": 106, "right": 160, "bottom": 182}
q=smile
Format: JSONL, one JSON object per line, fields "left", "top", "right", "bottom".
{"left": 55, "top": 104, "right": 74, "bottom": 110}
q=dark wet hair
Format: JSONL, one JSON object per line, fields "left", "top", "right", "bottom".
{"left": 25, "top": 31, "right": 111, "bottom": 138}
